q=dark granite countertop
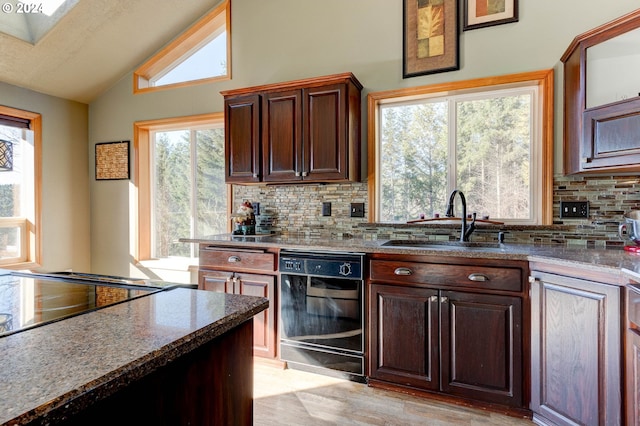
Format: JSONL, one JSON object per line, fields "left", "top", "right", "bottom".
{"left": 182, "top": 233, "right": 640, "bottom": 283}
{"left": 0, "top": 287, "right": 268, "bottom": 426}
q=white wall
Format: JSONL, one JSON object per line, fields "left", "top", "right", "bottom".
{"left": 0, "top": 82, "right": 90, "bottom": 272}
{"left": 88, "top": 0, "right": 640, "bottom": 277}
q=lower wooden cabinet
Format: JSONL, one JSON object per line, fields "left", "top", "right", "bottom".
{"left": 626, "top": 284, "right": 640, "bottom": 426}
{"left": 197, "top": 244, "right": 278, "bottom": 360}
{"left": 529, "top": 269, "right": 622, "bottom": 426}
{"left": 441, "top": 290, "right": 523, "bottom": 407}
{"left": 368, "top": 284, "right": 439, "bottom": 390}
{"left": 200, "top": 269, "right": 276, "bottom": 359}
{"left": 367, "top": 255, "right": 528, "bottom": 411}
{"left": 369, "top": 284, "right": 523, "bottom": 407}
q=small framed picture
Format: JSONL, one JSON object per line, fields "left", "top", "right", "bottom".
{"left": 463, "top": 0, "right": 518, "bottom": 31}
{"left": 95, "top": 141, "right": 130, "bottom": 180}
{"left": 403, "top": 0, "right": 460, "bottom": 78}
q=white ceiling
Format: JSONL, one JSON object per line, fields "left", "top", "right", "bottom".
{"left": 0, "top": 0, "right": 219, "bottom": 104}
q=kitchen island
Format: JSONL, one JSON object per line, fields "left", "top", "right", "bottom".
{"left": 0, "top": 272, "right": 268, "bottom": 426}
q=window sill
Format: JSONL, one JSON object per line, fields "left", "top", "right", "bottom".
{"left": 0, "top": 261, "right": 40, "bottom": 272}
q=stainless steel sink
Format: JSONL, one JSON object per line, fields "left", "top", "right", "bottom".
{"left": 381, "top": 240, "right": 505, "bottom": 251}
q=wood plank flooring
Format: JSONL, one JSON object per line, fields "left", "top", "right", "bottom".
{"left": 253, "top": 363, "right": 534, "bottom": 425}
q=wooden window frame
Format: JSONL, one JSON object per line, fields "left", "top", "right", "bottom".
{"left": 133, "top": 113, "right": 229, "bottom": 261}
{"left": 0, "top": 105, "right": 42, "bottom": 269}
{"left": 367, "top": 69, "right": 555, "bottom": 225}
{"left": 133, "top": 0, "right": 231, "bottom": 94}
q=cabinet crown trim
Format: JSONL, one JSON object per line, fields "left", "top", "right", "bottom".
{"left": 561, "top": 8, "right": 640, "bottom": 62}
{"left": 220, "top": 72, "right": 363, "bottom": 97}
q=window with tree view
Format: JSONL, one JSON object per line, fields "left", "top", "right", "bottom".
{"left": 376, "top": 76, "right": 549, "bottom": 225}
{"left": 152, "top": 125, "right": 226, "bottom": 258}
{"left": 0, "top": 106, "right": 39, "bottom": 267}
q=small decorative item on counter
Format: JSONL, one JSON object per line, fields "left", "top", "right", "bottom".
{"left": 232, "top": 200, "right": 256, "bottom": 235}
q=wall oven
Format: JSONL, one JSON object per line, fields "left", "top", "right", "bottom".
{"left": 279, "top": 250, "right": 365, "bottom": 382}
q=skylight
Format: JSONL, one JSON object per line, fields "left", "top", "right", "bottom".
{"left": 37, "top": 0, "right": 66, "bottom": 16}
{"left": 0, "top": 0, "right": 79, "bottom": 44}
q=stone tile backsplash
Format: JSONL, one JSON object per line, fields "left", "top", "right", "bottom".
{"left": 234, "top": 174, "right": 640, "bottom": 247}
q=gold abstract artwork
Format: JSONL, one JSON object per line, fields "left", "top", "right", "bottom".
{"left": 417, "top": 0, "right": 445, "bottom": 58}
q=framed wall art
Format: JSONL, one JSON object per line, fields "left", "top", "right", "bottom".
{"left": 403, "top": 0, "right": 459, "bottom": 78}
{"left": 95, "top": 141, "right": 130, "bottom": 180}
{"left": 463, "top": 0, "right": 518, "bottom": 31}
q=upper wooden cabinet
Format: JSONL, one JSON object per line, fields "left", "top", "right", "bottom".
{"left": 221, "top": 73, "right": 362, "bottom": 184}
{"left": 562, "top": 9, "right": 640, "bottom": 174}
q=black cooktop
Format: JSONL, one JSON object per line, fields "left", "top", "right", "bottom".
{"left": 0, "top": 271, "right": 164, "bottom": 338}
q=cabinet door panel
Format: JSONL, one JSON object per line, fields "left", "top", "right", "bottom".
{"left": 304, "top": 84, "right": 347, "bottom": 180}
{"left": 236, "top": 273, "right": 276, "bottom": 359}
{"left": 262, "top": 90, "right": 302, "bottom": 182}
{"left": 199, "top": 270, "right": 233, "bottom": 293}
{"left": 368, "top": 284, "right": 438, "bottom": 390}
{"left": 582, "top": 100, "right": 640, "bottom": 171}
{"left": 225, "top": 95, "right": 261, "bottom": 182}
{"left": 530, "top": 272, "right": 621, "bottom": 426}
{"left": 441, "top": 291, "right": 523, "bottom": 407}
{"left": 627, "top": 330, "right": 640, "bottom": 426}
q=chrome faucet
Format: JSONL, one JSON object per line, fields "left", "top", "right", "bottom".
{"left": 445, "top": 189, "right": 476, "bottom": 242}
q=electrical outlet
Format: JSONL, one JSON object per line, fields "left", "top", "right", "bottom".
{"left": 322, "top": 202, "right": 332, "bottom": 216}
{"left": 560, "top": 201, "right": 589, "bottom": 218}
{"left": 350, "top": 203, "right": 365, "bottom": 218}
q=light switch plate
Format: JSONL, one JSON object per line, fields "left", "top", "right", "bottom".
{"left": 560, "top": 201, "right": 589, "bottom": 218}
{"left": 322, "top": 202, "right": 331, "bottom": 216}
{"left": 350, "top": 203, "right": 365, "bottom": 218}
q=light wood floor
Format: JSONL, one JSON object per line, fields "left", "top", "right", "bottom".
{"left": 253, "top": 363, "right": 534, "bottom": 425}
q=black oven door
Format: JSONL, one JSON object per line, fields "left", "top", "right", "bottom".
{"left": 280, "top": 273, "right": 363, "bottom": 353}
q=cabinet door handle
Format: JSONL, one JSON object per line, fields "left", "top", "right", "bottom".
{"left": 227, "top": 255, "right": 241, "bottom": 263}
{"left": 394, "top": 267, "right": 413, "bottom": 276}
{"left": 468, "top": 273, "right": 489, "bottom": 282}
{"left": 440, "top": 296, "right": 448, "bottom": 303}
{"left": 429, "top": 295, "right": 438, "bottom": 302}
{"left": 302, "top": 171, "right": 308, "bottom": 177}
{"left": 295, "top": 171, "right": 301, "bottom": 177}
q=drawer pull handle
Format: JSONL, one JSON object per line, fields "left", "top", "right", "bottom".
{"left": 394, "top": 267, "right": 413, "bottom": 276}
{"left": 468, "top": 273, "right": 489, "bottom": 282}
{"left": 228, "top": 256, "right": 241, "bottom": 263}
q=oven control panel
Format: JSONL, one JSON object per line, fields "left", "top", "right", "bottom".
{"left": 281, "top": 259, "right": 303, "bottom": 272}
{"left": 279, "top": 252, "right": 363, "bottom": 279}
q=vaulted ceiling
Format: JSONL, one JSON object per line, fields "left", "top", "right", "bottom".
{"left": 0, "top": 0, "right": 219, "bottom": 104}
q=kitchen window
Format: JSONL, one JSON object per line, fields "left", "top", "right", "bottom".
{"left": 368, "top": 70, "right": 554, "bottom": 225}
{"left": 133, "top": 0, "right": 231, "bottom": 94}
{"left": 134, "top": 113, "right": 228, "bottom": 261}
{"left": 0, "top": 106, "right": 41, "bottom": 268}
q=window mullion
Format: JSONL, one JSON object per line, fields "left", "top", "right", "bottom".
{"left": 448, "top": 98, "right": 457, "bottom": 194}
{"left": 149, "top": 134, "right": 158, "bottom": 257}
{"left": 190, "top": 129, "right": 197, "bottom": 257}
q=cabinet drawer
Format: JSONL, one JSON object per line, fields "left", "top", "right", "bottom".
{"left": 370, "top": 260, "right": 522, "bottom": 292}
{"left": 200, "top": 247, "right": 276, "bottom": 272}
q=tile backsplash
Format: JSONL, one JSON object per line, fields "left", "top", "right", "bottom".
{"left": 234, "top": 174, "right": 640, "bottom": 247}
